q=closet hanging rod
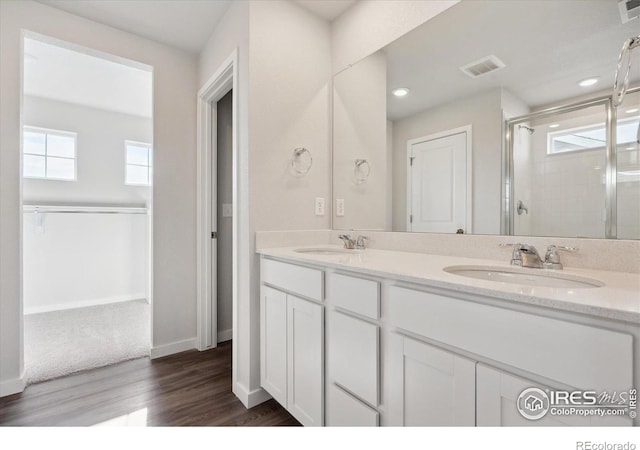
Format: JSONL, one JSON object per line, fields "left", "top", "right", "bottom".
{"left": 22, "top": 205, "right": 148, "bottom": 215}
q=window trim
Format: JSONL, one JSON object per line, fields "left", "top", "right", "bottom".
{"left": 23, "top": 126, "right": 78, "bottom": 181}
{"left": 124, "top": 140, "right": 152, "bottom": 186}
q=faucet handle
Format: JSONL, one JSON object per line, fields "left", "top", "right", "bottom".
{"left": 355, "top": 235, "right": 368, "bottom": 249}
{"left": 543, "top": 245, "right": 578, "bottom": 270}
{"left": 547, "top": 245, "right": 578, "bottom": 253}
{"left": 499, "top": 243, "right": 523, "bottom": 266}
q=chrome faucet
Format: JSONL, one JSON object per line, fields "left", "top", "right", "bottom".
{"left": 500, "top": 243, "right": 578, "bottom": 270}
{"left": 338, "top": 234, "right": 368, "bottom": 250}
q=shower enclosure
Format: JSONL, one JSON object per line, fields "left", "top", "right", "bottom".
{"left": 504, "top": 87, "right": 640, "bottom": 239}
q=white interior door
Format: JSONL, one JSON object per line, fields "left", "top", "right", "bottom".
{"left": 409, "top": 130, "right": 470, "bottom": 233}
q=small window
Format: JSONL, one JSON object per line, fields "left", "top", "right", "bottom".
{"left": 125, "top": 141, "right": 152, "bottom": 186}
{"left": 547, "top": 123, "right": 606, "bottom": 155}
{"left": 23, "top": 127, "right": 77, "bottom": 180}
{"left": 547, "top": 117, "right": 639, "bottom": 155}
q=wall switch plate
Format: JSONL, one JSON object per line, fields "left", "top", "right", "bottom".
{"left": 336, "top": 198, "right": 345, "bottom": 217}
{"left": 222, "top": 203, "right": 232, "bottom": 218}
{"left": 315, "top": 197, "right": 325, "bottom": 216}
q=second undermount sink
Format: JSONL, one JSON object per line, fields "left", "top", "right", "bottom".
{"left": 443, "top": 265, "right": 604, "bottom": 289}
{"left": 294, "top": 247, "right": 355, "bottom": 255}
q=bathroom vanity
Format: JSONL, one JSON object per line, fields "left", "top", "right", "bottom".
{"left": 258, "top": 245, "right": 639, "bottom": 427}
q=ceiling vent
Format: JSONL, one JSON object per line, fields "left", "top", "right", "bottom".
{"left": 460, "top": 55, "right": 506, "bottom": 78}
{"left": 619, "top": 0, "right": 640, "bottom": 23}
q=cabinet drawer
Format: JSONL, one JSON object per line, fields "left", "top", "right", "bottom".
{"left": 329, "top": 273, "right": 379, "bottom": 319}
{"left": 388, "top": 286, "right": 632, "bottom": 393}
{"left": 261, "top": 258, "right": 323, "bottom": 301}
{"left": 327, "top": 383, "right": 379, "bottom": 427}
{"left": 329, "top": 310, "right": 379, "bottom": 406}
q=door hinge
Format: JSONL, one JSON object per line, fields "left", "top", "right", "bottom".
{"left": 409, "top": 156, "right": 415, "bottom": 166}
{"left": 211, "top": 231, "right": 218, "bottom": 239}
{"left": 410, "top": 214, "right": 413, "bottom": 223}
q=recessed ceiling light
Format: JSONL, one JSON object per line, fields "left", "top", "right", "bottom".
{"left": 578, "top": 77, "right": 599, "bottom": 87}
{"left": 626, "top": 108, "right": 639, "bottom": 114}
{"left": 392, "top": 87, "right": 410, "bottom": 97}
{"left": 549, "top": 124, "right": 560, "bottom": 128}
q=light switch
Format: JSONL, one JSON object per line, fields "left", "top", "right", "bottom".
{"left": 222, "top": 203, "right": 232, "bottom": 218}
{"left": 336, "top": 199, "right": 345, "bottom": 217}
{"left": 315, "top": 197, "right": 325, "bottom": 216}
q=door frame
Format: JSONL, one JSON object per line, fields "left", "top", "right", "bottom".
{"left": 406, "top": 125, "right": 473, "bottom": 233}
{"left": 196, "top": 49, "right": 238, "bottom": 351}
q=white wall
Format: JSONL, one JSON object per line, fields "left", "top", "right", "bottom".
{"left": 333, "top": 51, "right": 387, "bottom": 230}
{"left": 22, "top": 96, "right": 152, "bottom": 206}
{"left": 248, "top": 0, "right": 332, "bottom": 400}
{"left": 23, "top": 212, "right": 147, "bottom": 314}
{"left": 0, "top": 0, "right": 198, "bottom": 395}
{"left": 391, "top": 89, "right": 504, "bottom": 234}
{"left": 198, "top": 0, "right": 332, "bottom": 407}
{"left": 331, "top": 0, "right": 459, "bottom": 73}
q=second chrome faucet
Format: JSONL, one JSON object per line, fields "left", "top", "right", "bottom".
{"left": 500, "top": 243, "right": 578, "bottom": 270}
{"left": 338, "top": 234, "right": 368, "bottom": 250}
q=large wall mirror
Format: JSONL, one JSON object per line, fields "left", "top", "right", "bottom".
{"left": 332, "top": 0, "right": 640, "bottom": 239}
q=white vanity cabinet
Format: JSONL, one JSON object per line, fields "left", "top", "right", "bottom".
{"left": 260, "top": 259, "right": 324, "bottom": 427}
{"left": 258, "top": 251, "right": 636, "bottom": 427}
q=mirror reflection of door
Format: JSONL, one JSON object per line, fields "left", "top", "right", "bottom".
{"left": 408, "top": 129, "right": 471, "bottom": 233}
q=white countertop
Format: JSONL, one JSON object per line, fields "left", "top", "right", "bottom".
{"left": 258, "top": 246, "right": 640, "bottom": 324}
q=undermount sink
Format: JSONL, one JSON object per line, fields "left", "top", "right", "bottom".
{"left": 443, "top": 265, "right": 604, "bottom": 289}
{"left": 294, "top": 247, "right": 355, "bottom": 255}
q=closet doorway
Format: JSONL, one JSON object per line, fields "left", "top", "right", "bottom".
{"left": 21, "top": 33, "right": 153, "bottom": 383}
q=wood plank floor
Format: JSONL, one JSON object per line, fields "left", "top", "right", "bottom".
{"left": 0, "top": 341, "right": 300, "bottom": 426}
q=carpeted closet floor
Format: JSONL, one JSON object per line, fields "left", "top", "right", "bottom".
{"left": 24, "top": 300, "right": 150, "bottom": 384}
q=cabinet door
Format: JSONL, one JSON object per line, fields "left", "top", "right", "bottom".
{"left": 476, "top": 364, "right": 631, "bottom": 426}
{"left": 327, "top": 383, "right": 379, "bottom": 427}
{"left": 287, "top": 295, "right": 324, "bottom": 426}
{"left": 329, "top": 311, "right": 379, "bottom": 406}
{"left": 260, "top": 286, "right": 288, "bottom": 406}
{"left": 388, "top": 333, "right": 476, "bottom": 426}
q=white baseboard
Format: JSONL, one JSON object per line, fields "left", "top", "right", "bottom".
{"left": 217, "top": 328, "right": 232, "bottom": 343}
{"left": 0, "top": 371, "right": 26, "bottom": 397}
{"left": 24, "top": 294, "right": 147, "bottom": 315}
{"left": 150, "top": 338, "right": 197, "bottom": 359}
{"left": 234, "top": 382, "right": 272, "bottom": 409}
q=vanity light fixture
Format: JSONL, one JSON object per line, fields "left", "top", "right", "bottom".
{"left": 578, "top": 77, "right": 599, "bottom": 87}
{"left": 626, "top": 108, "right": 639, "bottom": 113}
{"left": 392, "top": 87, "right": 410, "bottom": 97}
{"left": 549, "top": 124, "right": 560, "bottom": 128}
